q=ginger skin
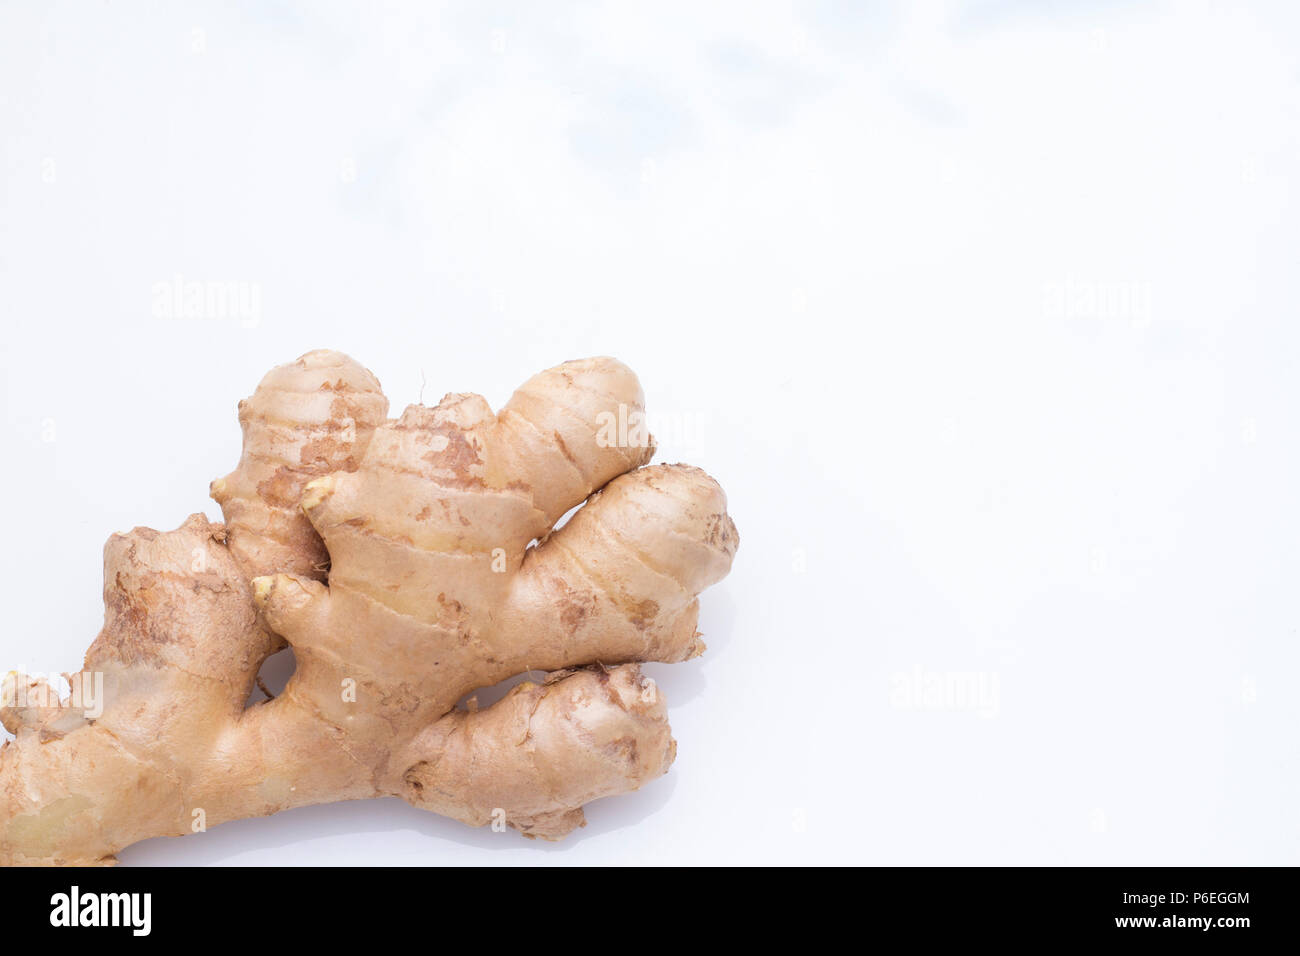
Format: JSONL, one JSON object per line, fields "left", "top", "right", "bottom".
{"left": 0, "top": 351, "right": 737, "bottom": 865}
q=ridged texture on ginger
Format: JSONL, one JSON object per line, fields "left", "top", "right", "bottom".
{"left": 0, "top": 351, "right": 737, "bottom": 865}
{"left": 211, "top": 349, "right": 389, "bottom": 580}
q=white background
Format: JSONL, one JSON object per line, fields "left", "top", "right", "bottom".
{"left": 1, "top": 1, "right": 1297, "bottom": 865}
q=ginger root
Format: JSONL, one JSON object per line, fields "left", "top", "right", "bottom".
{"left": 0, "top": 351, "right": 737, "bottom": 865}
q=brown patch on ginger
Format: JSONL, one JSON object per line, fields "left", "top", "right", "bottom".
{"left": 257, "top": 467, "right": 306, "bottom": 509}
{"left": 299, "top": 436, "right": 344, "bottom": 468}
{"left": 558, "top": 588, "right": 595, "bottom": 631}
{"left": 626, "top": 598, "right": 659, "bottom": 630}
